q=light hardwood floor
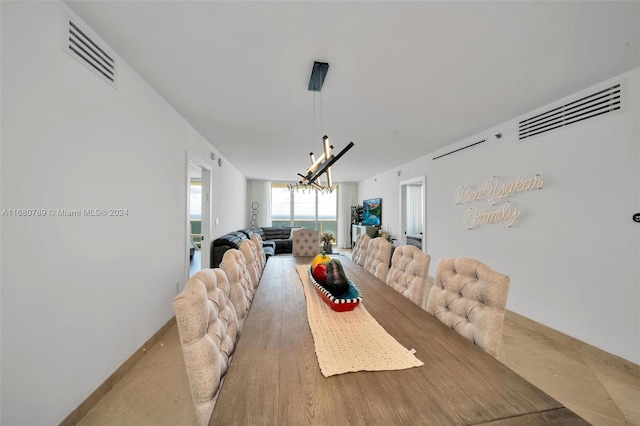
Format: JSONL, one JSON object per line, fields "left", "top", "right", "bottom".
{"left": 77, "top": 255, "right": 640, "bottom": 426}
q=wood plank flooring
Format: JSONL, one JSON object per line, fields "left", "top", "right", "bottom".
{"left": 77, "top": 254, "right": 640, "bottom": 426}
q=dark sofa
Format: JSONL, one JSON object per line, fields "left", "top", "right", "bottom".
{"left": 211, "top": 226, "right": 293, "bottom": 267}
{"left": 258, "top": 226, "right": 293, "bottom": 254}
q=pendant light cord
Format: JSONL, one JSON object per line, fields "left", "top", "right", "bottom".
{"left": 311, "top": 89, "right": 324, "bottom": 151}
{"left": 320, "top": 90, "right": 323, "bottom": 141}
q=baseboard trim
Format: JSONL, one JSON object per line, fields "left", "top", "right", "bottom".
{"left": 60, "top": 316, "right": 177, "bottom": 426}
{"left": 505, "top": 310, "right": 640, "bottom": 379}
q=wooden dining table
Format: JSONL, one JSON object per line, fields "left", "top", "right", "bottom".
{"left": 210, "top": 255, "right": 587, "bottom": 425}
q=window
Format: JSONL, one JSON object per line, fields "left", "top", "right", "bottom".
{"left": 293, "top": 190, "right": 316, "bottom": 224}
{"left": 271, "top": 183, "right": 338, "bottom": 243}
{"left": 317, "top": 189, "right": 337, "bottom": 238}
{"left": 271, "top": 184, "right": 291, "bottom": 226}
{"left": 189, "top": 179, "right": 202, "bottom": 247}
{"left": 189, "top": 180, "right": 202, "bottom": 219}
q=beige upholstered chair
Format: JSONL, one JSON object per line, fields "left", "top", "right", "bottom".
{"left": 363, "top": 237, "right": 393, "bottom": 281}
{"left": 250, "top": 232, "right": 266, "bottom": 270}
{"left": 351, "top": 233, "right": 371, "bottom": 267}
{"left": 239, "top": 239, "right": 261, "bottom": 290}
{"left": 219, "top": 249, "right": 254, "bottom": 331}
{"left": 173, "top": 269, "right": 239, "bottom": 426}
{"left": 292, "top": 228, "right": 319, "bottom": 257}
{"left": 386, "top": 245, "right": 432, "bottom": 309}
{"left": 427, "top": 257, "right": 510, "bottom": 359}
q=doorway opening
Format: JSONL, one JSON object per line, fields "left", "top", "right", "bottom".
{"left": 399, "top": 177, "right": 426, "bottom": 252}
{"left": 188, "top": 163, "right": 203, "bottom": 277}
{"left": 187, "top": 160, "right": 212, "bottom": 278}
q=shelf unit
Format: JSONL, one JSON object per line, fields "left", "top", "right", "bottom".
{"left": 351, "top": 224, "right": 379, "bottom": 247}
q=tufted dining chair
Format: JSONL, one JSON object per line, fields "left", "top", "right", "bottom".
{"left": 239, "top": 239, "right": 261, "bottom": 290}
{"left": 426, "top": 257, "right": 510, "bottom": 360}
{"left": 173, "top": 269, "right": 239, "bottom": 426}
{"left": 351, "top": 233, "right": 372, "bottom": 267}
{"left": 292, "top": 228, "right": 319, "bottom": 257}
{"left": 250, "top": 232, "right": 267, "bottom": 270}
{"left": 219, "top": 249, "right": 254, "bottom": 331}
{"left": 363, "top": 237, "right": 393, "bottom": 281}
{"left": 386, "top": 245, "right": 432, "bottom": 309}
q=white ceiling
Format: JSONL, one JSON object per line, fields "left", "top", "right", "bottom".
{"left": 64, "top": 1, "right": 639, "bottom": 183}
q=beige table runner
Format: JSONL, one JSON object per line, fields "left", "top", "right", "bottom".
{"left": 295, "top": 265, "right": 423, "bottom": 377}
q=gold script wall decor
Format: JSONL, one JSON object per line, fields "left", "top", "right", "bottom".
{"left": 455, "top": 175, "right": 544, "bottom": 229}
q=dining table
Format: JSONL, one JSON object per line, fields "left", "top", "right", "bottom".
{"left": 210, "top": 255, "right": 587, "bottom": 425}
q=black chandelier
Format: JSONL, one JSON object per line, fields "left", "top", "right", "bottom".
{"left": 290, "top": 61, "right": 354, "bottom": 193}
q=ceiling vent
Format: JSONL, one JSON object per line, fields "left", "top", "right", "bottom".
{"left": 62, "top": 14, "right": 117, "bottom": 88}
{"left": 519, "top": 83, "right": 622, "bottom": 141}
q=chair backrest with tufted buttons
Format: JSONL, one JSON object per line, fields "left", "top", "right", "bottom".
{"left": 250, "top": 233, "right": 266, "bottom": 270}
{"left": 239, "top": 239, "right": 261, "bottom": 290}
{"left": 386, "top": 245, "right": 432, "bottom": 309}
{"left": 173, "top": 269, "right": 239, "bottom": 426}
{"left": 363, "top": 237, "right": 393, "bottom": 281}
{"left": 219, "top": 249, "right": 254, "bottom": 331}
{"left": 352, "top": 233, "right": 371, "bottom": 267}
{"left": 292, "top": 228, "right": 319, "bottom": 257}
{"left": 426, "top": 257, "right": 510, "bottom": 359}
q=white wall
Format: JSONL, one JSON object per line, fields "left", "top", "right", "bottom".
{"left": 0, "top": 2, "right": 247, "bottom": 424}
{"left": 360, "top": 69, "right": 640, "bottom": 364}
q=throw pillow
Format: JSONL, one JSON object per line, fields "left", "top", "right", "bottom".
{"left": 289, "top": 227, "right": 302, "bottom": 239}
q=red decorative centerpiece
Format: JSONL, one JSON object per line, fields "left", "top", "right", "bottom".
{"left": 308, "top": 255, "right": 361, "bottom": 312}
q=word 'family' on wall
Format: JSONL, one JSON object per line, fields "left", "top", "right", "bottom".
{"left": 455, "top": 175, "right": 544, "bottom": 229}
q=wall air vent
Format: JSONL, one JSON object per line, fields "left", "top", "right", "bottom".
{"left": 62, "top": 14, "right": 117, "bottom": 88}
{"left": 433, "top": 139, "right": 486, "bottom": 160}
{"left": 519, "top": 83, "right": 622, "bottom": 141}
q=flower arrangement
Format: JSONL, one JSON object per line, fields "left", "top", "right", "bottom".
{"left": 320, "top": 232, "right": 335, "bottom": 243}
